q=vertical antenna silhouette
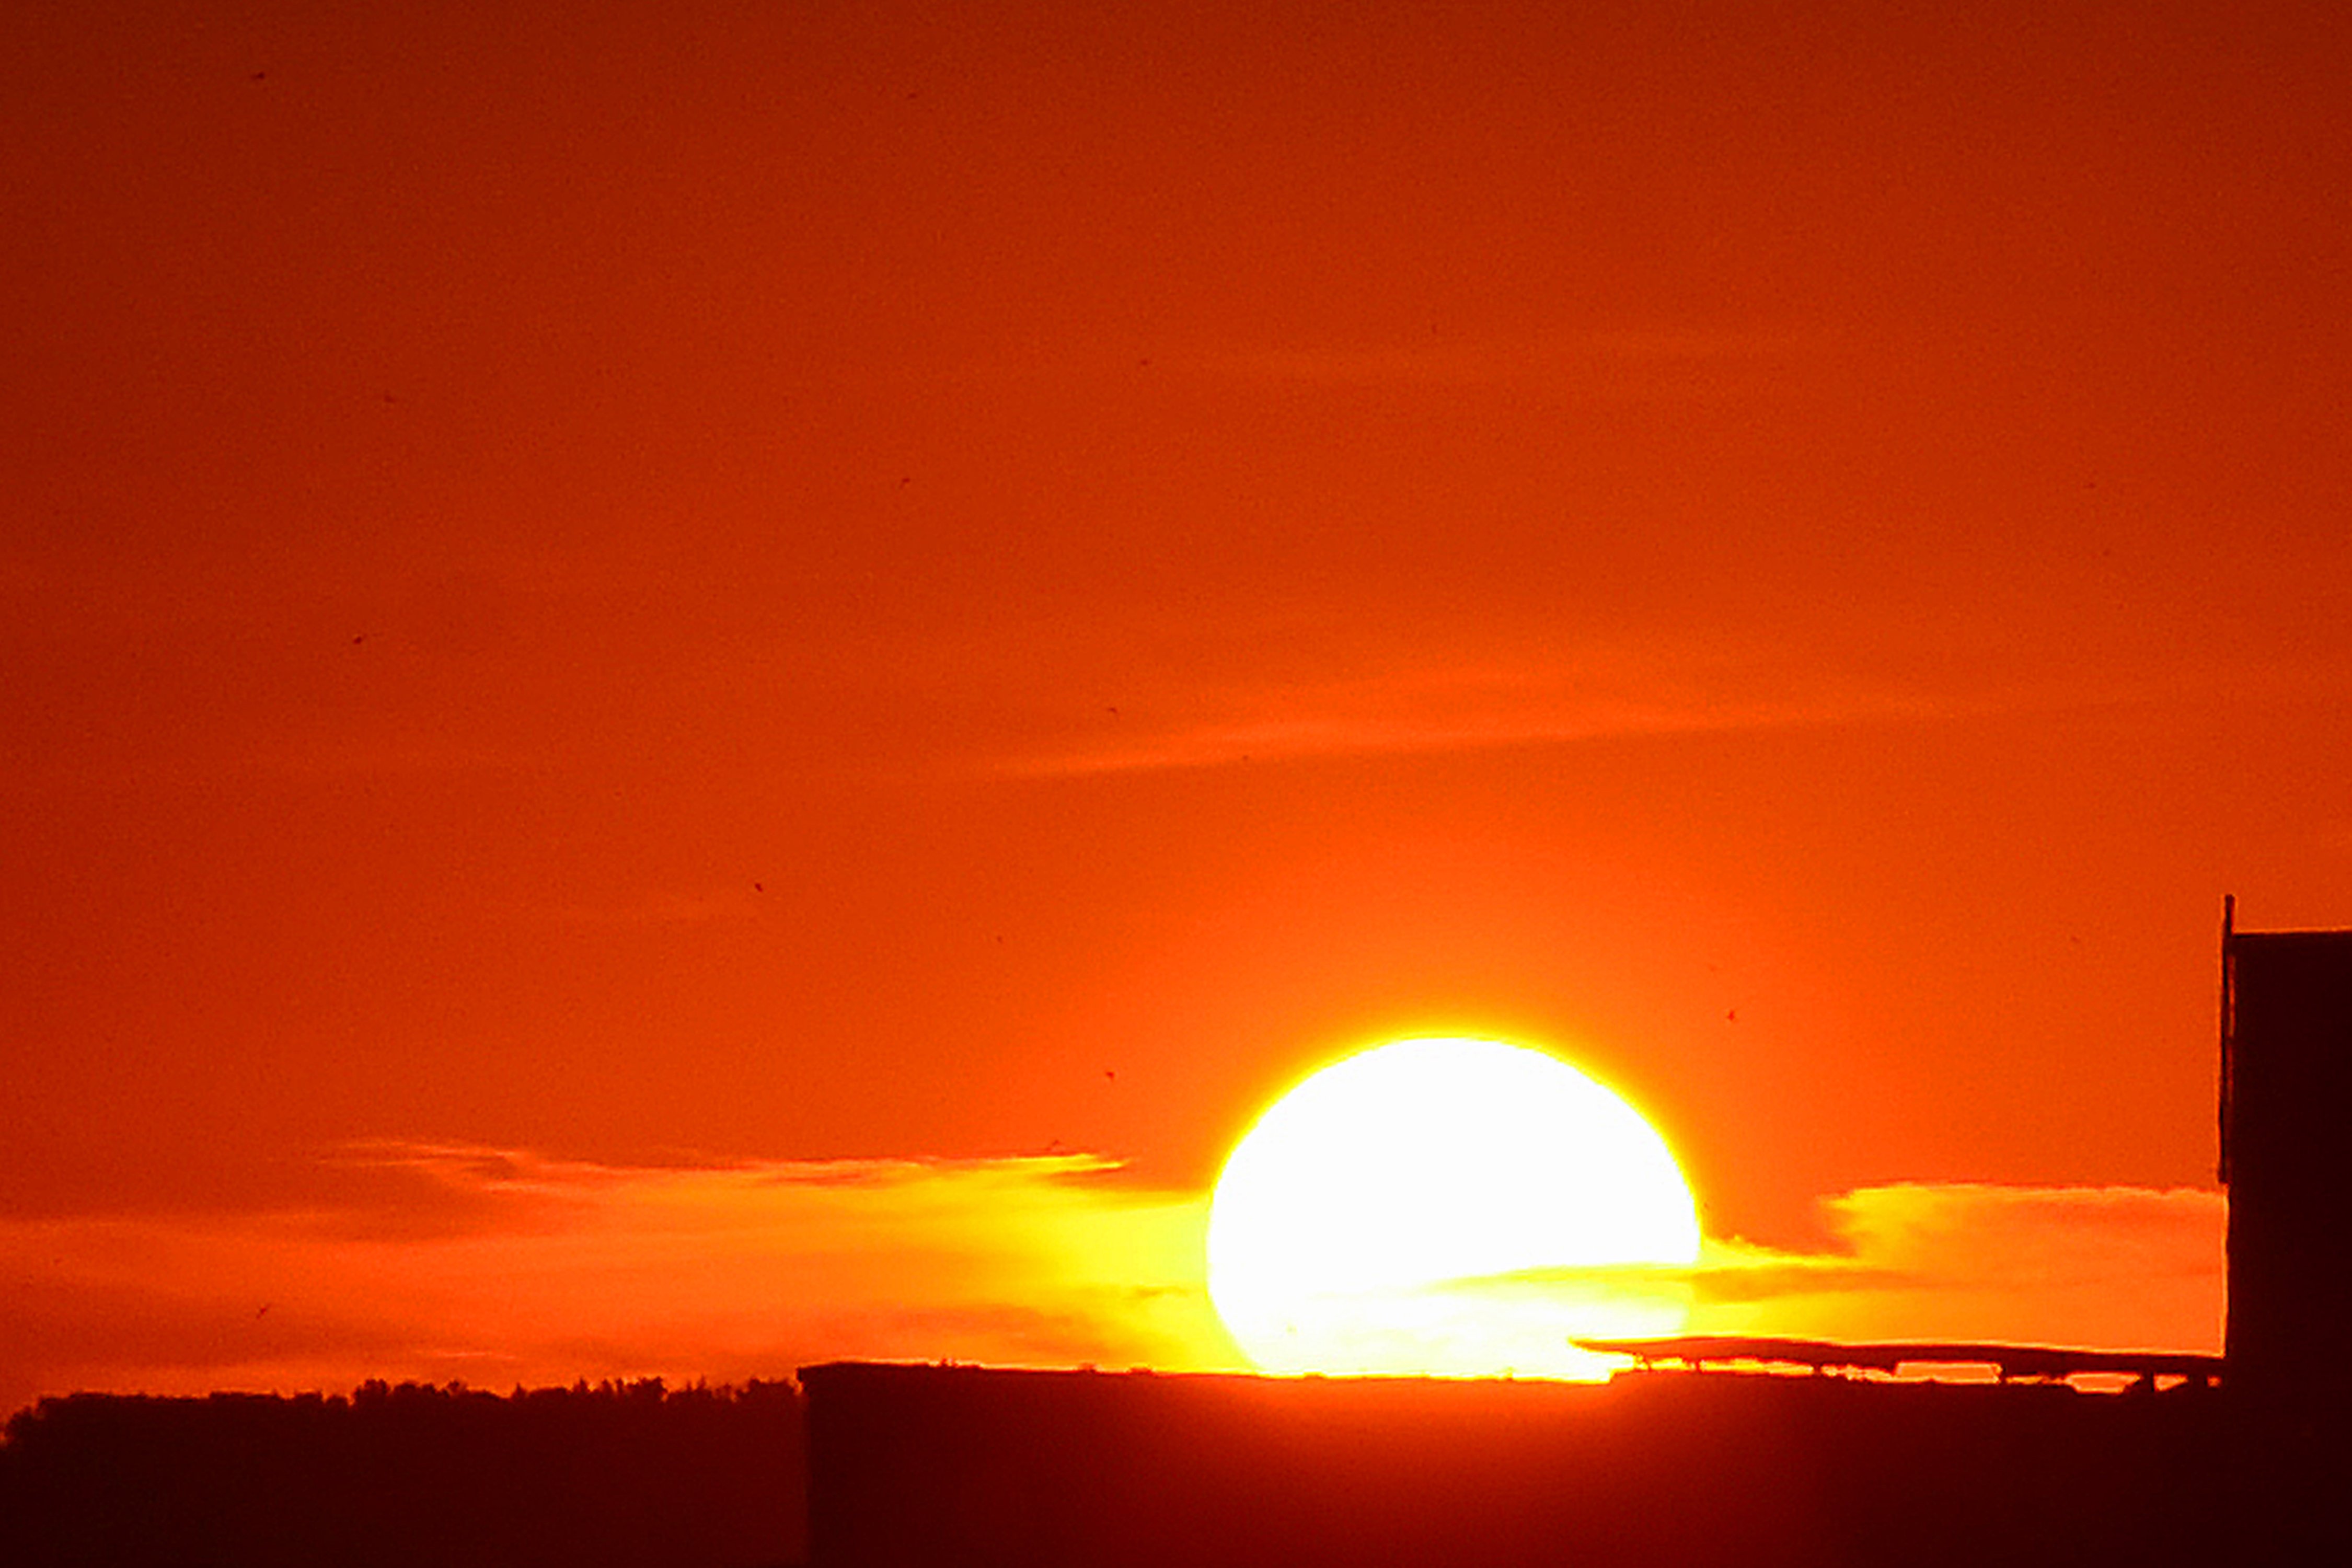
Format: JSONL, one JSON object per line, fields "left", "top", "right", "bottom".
{"left": 2218, "top": 893, "right": 2235, "bottom": 1182}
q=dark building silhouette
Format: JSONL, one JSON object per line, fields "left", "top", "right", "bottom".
{"left": 2218, "top": 903, "right": 2352, "bottom": 1554}
{"left": 799, "top": 1361, "right": 2227, "bottom": 1567}
{"left": 2220, "top": 904, "right": 2352, "bottom": 1404}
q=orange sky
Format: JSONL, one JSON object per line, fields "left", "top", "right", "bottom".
{"left": 3, "top": 1, "right": 2346, "bottom": 1409}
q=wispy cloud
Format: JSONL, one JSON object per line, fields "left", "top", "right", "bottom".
{"left": 1366, "top": 1182, "right": 2220, "bottom": 1376}
{"left": 1686, "top": 1183, "right": 2226, "bottom": 1354}
{"left": 0, "top": 1168, "right": 2223, "bottom": 1415}
{"left": 0, "top": 1145, "right": 1235, "bottom": 1416}
{"left": 1000, "top": 658, "right": 1949, "bottom": 777}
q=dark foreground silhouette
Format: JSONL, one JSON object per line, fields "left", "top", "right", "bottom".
{"left": 0, "top": 1378, "right": 804, "bottom": 1568}
{"left": 804, "top": 1362, "right": 2287, "bottom": 1567}
{"left": 9, "top": 1363, "right": 2342, "bottom": 1567}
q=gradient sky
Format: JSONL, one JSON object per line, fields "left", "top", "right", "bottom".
{"left": 4, "top": 1, "right": 2346, "bottom": 1407}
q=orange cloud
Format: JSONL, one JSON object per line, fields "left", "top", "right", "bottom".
{"left": 0, "top": 1146, "right": 1238, "bottom": 1417}
{"left": 0, "top": 1166, "right": 2224, "bottom": 1417}
{"left": 1688, "top": 1183, "right": 2226, "bottom": 1355}
{"left": 999, "top": 655, "right": 1951, "bottom": 777}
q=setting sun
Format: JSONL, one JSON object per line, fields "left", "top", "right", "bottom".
{"left": 1206, "top": 1036, "right": 1701, "bottom": 1379}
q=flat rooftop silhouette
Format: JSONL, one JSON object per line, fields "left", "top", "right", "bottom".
{"left": 800, "top": 1359, "right": 2238, "bottom": 1567}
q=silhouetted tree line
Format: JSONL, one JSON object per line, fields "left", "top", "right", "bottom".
{"left": 0, "top": 1377, "right": 804, "bottom": 1568}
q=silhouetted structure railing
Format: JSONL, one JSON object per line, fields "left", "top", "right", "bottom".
{"left": 1573, "top": 1335, "right": 2223, "bottom": 1385}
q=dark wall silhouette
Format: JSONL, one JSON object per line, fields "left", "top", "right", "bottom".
{"left": 802, "top": 1363, "right": 2238, "bottom": 1568}
{"left": 0, "top": 1379, "right": 804, "bottom": 1568}
{"left": 2223, "top": 926, "right": 2352, "bottom": 1400}
{"left": 2220, "top": 920, "right": 2352, "bottom": 1554}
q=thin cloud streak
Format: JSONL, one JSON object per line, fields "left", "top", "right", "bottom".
{"left": 1688, "top": 1183, "right": 2226, "bottom": 1354}
{"left": 0, "top": 1166, "right": 2223, "bottom": 1416}
{"left": 994, "top": 645, "right": 2315, "bottom": 779}
{"left": 0, "top": 1146, "right": 1236, "bottom": 1417}
{"left": 1409, "top": 1183, "right": 2220, "bottom": 1362}
{"left": 1001, "top": 661, "right": 1953, "bottom": 777}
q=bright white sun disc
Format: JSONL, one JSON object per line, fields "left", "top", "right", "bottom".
{"left": 1206, "top": 1036, "right": 1700, "bottom": 1379}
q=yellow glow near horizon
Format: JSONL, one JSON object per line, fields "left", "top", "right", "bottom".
{"left": 1206, "top": 1036, "right": 1701, "bottom": 1379}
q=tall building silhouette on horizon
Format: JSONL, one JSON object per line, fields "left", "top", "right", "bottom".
{"left": 2218, "top": 899, "right": 2352, "bottom": 1516}
{"left": 2220, "top": 901, "right": 2352, "bottom": 1402}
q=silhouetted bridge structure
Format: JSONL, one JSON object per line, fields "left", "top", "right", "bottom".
{"left": 1575, "top": 1334, "right": 2224, "bottom": 1385}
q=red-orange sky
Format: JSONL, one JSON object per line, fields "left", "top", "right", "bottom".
{"left": 4, "top": 1, "right": 2347, "bottom": 1408}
